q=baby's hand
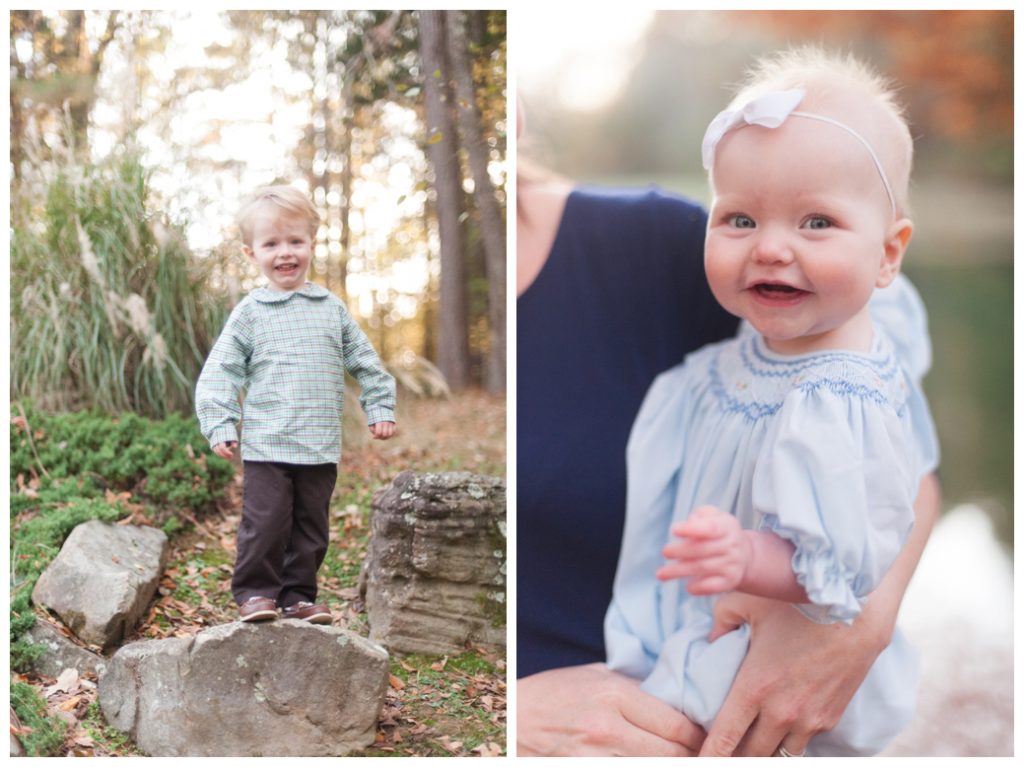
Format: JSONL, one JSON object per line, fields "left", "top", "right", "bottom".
{"left": 656, "top": 505, "right": 750, "bottom": 596}
{"left": 369, "top": 421, "right": 396, "bottom": 440}
{"left": 213, "top": 441, "right": 237, "bottom": 460}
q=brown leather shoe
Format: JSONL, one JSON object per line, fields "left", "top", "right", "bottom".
{"left": 281, "top": 601, "right": 332, "bottom": 624}
{"left": 239, "top": 596, "right": 278, "bottom": 622}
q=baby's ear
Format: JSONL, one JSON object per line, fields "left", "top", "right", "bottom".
{"left": 877, "top": 218, "right": 913, "bottom": 288}
{"left": 241, "top": 244, "right": 255, "bottom": 261}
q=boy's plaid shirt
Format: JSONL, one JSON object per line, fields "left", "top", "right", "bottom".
{"left": 195, "top": 283, "right": 396, "bottom": 464}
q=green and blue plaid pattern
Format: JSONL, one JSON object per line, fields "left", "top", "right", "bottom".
{"left": 196, "top": 283, "right": 396, "bottom": 464}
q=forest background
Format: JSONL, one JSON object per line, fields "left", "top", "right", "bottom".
{"left": 10, "top": 9, "right": 507, "bottom": 757}
{"left": 11, "top": 8, "right": 507, "bottom": 407}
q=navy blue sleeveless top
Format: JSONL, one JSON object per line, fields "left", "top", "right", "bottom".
{"left": 517, "top": 186, "right": 739, "bottom": 678}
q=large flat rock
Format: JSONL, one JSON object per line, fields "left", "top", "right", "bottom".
{"left": 98, "top": 620, "right": 389, "bottom": 756}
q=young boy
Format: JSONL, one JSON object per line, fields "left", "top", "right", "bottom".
{"left": 196, "top": 185, "right": 396, "bottom": 625}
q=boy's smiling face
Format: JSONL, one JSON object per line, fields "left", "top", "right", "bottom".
{"left": 243, "top": 208, "right": 314, "bottom": 292}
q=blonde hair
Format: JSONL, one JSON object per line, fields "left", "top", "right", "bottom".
{"left": 237, "top": 185, "right": 320, "bottom": 246}
{"left": 729, "top": 46, "right": 913, "bottom": 213}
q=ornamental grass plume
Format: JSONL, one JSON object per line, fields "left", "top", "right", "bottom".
{"left": 11, "top": 150, "right": 228, "bottom": 418}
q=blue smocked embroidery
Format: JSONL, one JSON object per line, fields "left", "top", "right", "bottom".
{"left": 745, "top": 335, "right": 900, "bottom": 384}
{"left": 710, "top": 335, "right": 907, "bottom": 421}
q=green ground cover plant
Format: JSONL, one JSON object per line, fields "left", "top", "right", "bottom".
{"left": 10, "top": 405, "right": 234, "bottom": 666}
{"left": 11, "top": 680, "right": 69, "bottom": 757}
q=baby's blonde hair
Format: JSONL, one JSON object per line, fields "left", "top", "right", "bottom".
{"left": 237, "top": 185, "right": 320, "bottom": 246}
{"left": 729, "top": 46, "right": 913, "bottom": 214}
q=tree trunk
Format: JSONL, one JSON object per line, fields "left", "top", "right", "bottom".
{"left": 338, "top": 76, "right": 355, "bottom": 305}
{"left": 9, "top": 12, "right": 29, "bottom": 189}
{"left": 65, "top": 11, "right": 91, "bottom": 154}
{"left": 418, "top": 10, "right": 470, "bottom": 391}
{"left": 445, "top": 10, "right": 506, "bottom": 393}
{"left": 67, "top": 11, "right": 120, "bottom": 158}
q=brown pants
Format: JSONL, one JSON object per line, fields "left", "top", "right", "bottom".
{"left": 233, "top": 461, "right": 338, "bottom": 608}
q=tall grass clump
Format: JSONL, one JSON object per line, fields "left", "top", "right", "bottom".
{"left": 11, "top": 150, "right": 229, "bottom": 418}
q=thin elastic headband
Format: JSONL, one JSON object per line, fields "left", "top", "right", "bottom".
{"left": 701, "top": 88, "right": 897, "bottom": 217}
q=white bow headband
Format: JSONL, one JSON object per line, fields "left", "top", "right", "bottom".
{"left": 701, "top": 88, "right": 897, "bottom": 217}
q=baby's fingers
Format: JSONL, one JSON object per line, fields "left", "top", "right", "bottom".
{"left": 685, "top": 574, "right": 738, "bottom": 596}
{"left": 656, "top": 560, "right": 699, "bottom": 582}
{"left": 662, "top": 536, "right": 732, "bottom": 563}
{"left": 671, "top": 518, "right": 717, "bottom": 540}
{"left": 657, "top": 548, "right": 736, "bottom": 579}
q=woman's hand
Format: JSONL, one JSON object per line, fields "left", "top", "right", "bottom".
{"left": 700, "top": 592, "right": 886, "bottom": 756}
{"left": 517, "top": 663, "right": 706, "bottom": 756}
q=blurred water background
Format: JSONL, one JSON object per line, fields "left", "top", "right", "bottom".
{"left": 516, "top": 9, "right": 1013, "bottom": 756}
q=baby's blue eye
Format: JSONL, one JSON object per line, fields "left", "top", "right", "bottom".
{"left": 728, "top": 214, "right": 756, "bottom": 229}
{"left": 803, "top": 216, "right": 832, "bottom": 230}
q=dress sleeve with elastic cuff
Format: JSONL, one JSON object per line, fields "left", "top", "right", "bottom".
{"left": 751, "top": 384, "right": 918, "bottom": 624}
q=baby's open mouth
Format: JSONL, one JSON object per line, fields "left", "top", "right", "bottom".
{"left": 753, "top": 282, "right": 806, "bottom": 297}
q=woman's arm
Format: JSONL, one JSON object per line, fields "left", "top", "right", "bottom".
{"left": 698, "top": 472, "right": 941, "bottom": 756}
{"left": 516, "top": 663, "right": 706, "bottom": 756}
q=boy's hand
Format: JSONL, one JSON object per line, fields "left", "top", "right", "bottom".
{"left": 656, "top": 505, "right": 750, "bottom": 596}
{"left": 213, "top": 441, "right": 237, "bottom": 460}
{"left": 369, "top": 421, "right": 396, "bottom": 440}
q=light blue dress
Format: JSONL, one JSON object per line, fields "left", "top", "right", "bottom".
{"left": 604, "top": 276, "right": 940, "bottom": 756}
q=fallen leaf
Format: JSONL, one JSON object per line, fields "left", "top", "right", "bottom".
{"left": 58, "top": 696, "right": 82, "bottom": 712}
{"left": 438, "top": 737, "right": 463, "bottom": 754}
{"left": 388, "top": 674, "right": 406, "bottom": 690}
{"left": 45, "top": 668, "right": 79, "bottom": 697}
{"left": 472, "top": 742, "right": 503, "bottom": 757}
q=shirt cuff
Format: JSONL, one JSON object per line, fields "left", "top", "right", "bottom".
{"left": 364, "top": 406, "right": 395, "bottom": 425}
{"left": 207, "top": 424, "right": 239, "bottom": 448}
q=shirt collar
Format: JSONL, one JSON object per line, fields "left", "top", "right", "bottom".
{"left": 251, "top": 282, "right": 331, "bottom": 304}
